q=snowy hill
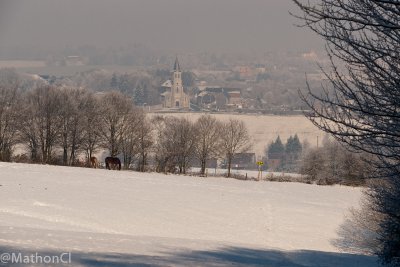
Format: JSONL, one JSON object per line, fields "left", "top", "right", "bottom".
{"left": 0, "top": 163, "right": 378, "bottom": 266}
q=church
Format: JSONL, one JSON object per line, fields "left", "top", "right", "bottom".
{"left": 161, "top": 57, "right": 190, "bottom": 109}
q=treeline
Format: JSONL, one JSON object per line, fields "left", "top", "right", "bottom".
{"left": 0, "top": 76, "right": 251, "bottom": 177}
{"left": 55, "top": 70, "right": 162, "bottom": 106}
{"left": 266, "top": 135, "right": 371, "bottom": 186}
{"left": 48, "top": 69, "right": 196, "bottom": 107}
{"left": 300, "top": 138, "right": 372, "bottom": 186}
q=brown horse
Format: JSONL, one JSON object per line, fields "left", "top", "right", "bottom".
{"left": 90, "top": 156, "right": 99, "bottom": 168}
{"left": 105, "top": 157, "right": 121, "bottom": 170}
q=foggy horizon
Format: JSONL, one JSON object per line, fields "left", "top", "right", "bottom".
{"left": 0, "top": 0, "right": 323, "bottom": 57}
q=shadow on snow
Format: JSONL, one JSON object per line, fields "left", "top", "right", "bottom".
{"left": 0, "top": 245, "right": 379, "bottom": 267}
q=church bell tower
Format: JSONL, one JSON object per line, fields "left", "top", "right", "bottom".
{"left": 170, "top": 57, "right": 188, "bottom": 108}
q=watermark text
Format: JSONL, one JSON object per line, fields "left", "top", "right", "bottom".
{"left": 1, "top": 252, "right": 71, "bottom": 265}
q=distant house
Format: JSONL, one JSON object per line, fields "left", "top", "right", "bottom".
{"left": 221, "top": 153, "right": 256, "bottom": 170}
{"left": 197, "top": 91, "right": 216, "bottom": 105}
{"left": 227, "top": 91, "right": 242, "bottom": 107}
{"left": 195, "top": 86, "right": 243, "bottom": 110}
{"left": 236, "top": 66, "right": 255, "bottom": 79}
{"left": 196, "top": 87, "right": 225, "bottom": 110}
{"left": 255, "top": 64, "right": 267, "bottom": 74}
{"left": 266, "top": 152, "right": 285, "bottom": 171}
{"left": 189, "top": 157, "right": 218, "bottom": 169}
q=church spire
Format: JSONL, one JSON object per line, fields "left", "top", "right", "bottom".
{"left": 173, "top": 56, "right": 181, "bottom": 72}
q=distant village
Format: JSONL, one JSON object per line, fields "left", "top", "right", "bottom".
{"left": 36, "top": 50, "right": 325, "bottom": 115}
{"left": 159, "top": 57, "right": 251, "bottom": 112}
{"left": 154, "top": 56, "right": 316, "bottom": 114}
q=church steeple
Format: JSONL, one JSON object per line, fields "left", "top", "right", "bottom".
{"left": 162, "top": 56, "right": 189, "bottom": 109}
{"left": 173, "top": 56, "right": 181, "bottom": 72}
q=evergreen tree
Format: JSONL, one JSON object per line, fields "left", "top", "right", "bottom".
{"left": 292, "top": 134, "right": 302, "bottom": 156}
{"left": 118, "top": 74, "right": 131, "bottom": 94}
{"left": 182, "top": 71, "right": 196, "bottom": 87}
{"left": 133, "top": 86, "right": 145, "bottom": 106}
{"left": 284, "top": 134, "right": 303, "bottom": 171}
{"left": 267, "top": 136, "right": 285, "bottom": 159}
{"left": 286, "top": 134, "right": 302, "bottom": 160}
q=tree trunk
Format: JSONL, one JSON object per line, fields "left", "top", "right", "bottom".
{"left": 141, "top": 152, "right": 146, "bottom": 172}
{"left": 201, "top": 159, "right": 206, "bottom": 175}
{"left": 63, "top": 146, "right": 68, "bottom": 165}
{"left": 227, "top": 155, "right": 232, "bottom": 177}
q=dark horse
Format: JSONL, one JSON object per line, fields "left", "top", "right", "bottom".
{"left": 105, "top": 157, "right": 121, "bottom": 170}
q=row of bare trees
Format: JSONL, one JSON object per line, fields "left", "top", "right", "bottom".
{"left": 17, "top": 86, "right": 142, "bottom": 166}
{"left": 0, "top": 73, "right": 151, "bottom": 167}
{"left": 300, "top": 138, "right": 373, "bottom": 186}
{"left": 152, "top": 115, "right": 251, "bottom": 177}
{"left": 0, "top": 79, "right": 251, "bottom": 176}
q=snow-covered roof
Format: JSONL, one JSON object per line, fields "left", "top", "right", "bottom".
{"left": 198, "top": 91, "right": 209, "bottom": 97}
{"left": 162, "top": 80, "right": 172, "bottom": 88}
{"left": 228, "top": 90, "right": 241, "bottom": 94}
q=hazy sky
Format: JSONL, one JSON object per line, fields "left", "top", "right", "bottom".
{"left": 0, "top": 0, "right": 322, "bottom": 54}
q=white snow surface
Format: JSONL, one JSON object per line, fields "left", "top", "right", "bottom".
{"left": 0, "top": 162, "right": 378, "bottom": 266}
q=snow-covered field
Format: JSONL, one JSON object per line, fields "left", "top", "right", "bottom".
{"left": 191, "top": 167, "right": 303, "bottom": 180}
{"left": 0, "top": 162, "right": 377, "bottom": 266}
{"left": 150, "top": 113, "right": 324, "bottom": 156}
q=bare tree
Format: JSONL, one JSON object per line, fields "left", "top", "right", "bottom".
{"left": 21, "top": 85, "right": 61, "bottom": 163}
{"left": 120, "top": 109, "right": 143, "bottom": 170}
{"left": 293, "top": 0, "right": 400, "bottom": 159}
{"left": 300, "top": 139, "right": 371, "bottom": 185}
{"left": 194, "top": 115, "right": 222, "bottom": 176}
{"left": 0, "top": 69, "right": 20, "bottom": 161}
{"left": 99, "top": 91, "right": 133, "bottom": 157}
{"left": 300, "top": 148, "right": 325, "bottom": 182}
{"left": 58, "top": 87, "right": 86, "bottom": 165}
{"left": 81, "top": 92, "right": 103, "bottom": 165}
{"left": 333, "top": 190, "right": 383, "bottom": 255}
{"left": 135, "top": 112, "right": 153, "bottom": 172}
{"left": 151, "top": 115, "right": 170, "bottom": 173}
{"left": 220, "top": 119, "right": 251, "bottom": 177}
{"left": 152, "top": 116, "right": 195, "bottom": 174}
{"left": 169, "top": 117, "right": 196, "bottom": 174}
{"left": 293, "top": 1, "right": 400, "bottom": 264}
{"left": 19, "top": 101, "right": 40, "bottom": 162}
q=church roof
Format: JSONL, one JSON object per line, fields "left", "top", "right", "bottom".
{"left": 162, "top": 80, "right": 172, "bottom": 88}
{"left": 173, "top": 56, "right": 181, "bottom": 72}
